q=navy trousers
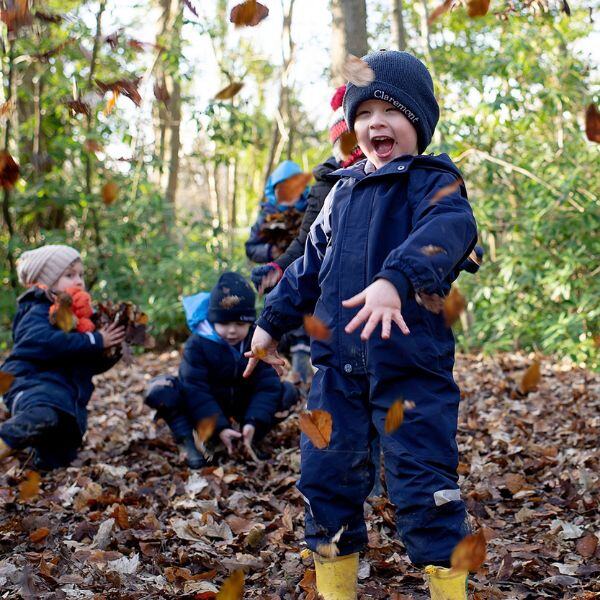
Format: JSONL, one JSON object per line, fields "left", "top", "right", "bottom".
{"left": 298, "top": 366, "right": 469, "bottom": 566}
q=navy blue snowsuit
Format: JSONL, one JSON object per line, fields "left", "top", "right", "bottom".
{"left": 0, "top": 287, "right": 118, "bottom": 469}
{"left": 257, "top": 153, "right": 477, "bottom": 566}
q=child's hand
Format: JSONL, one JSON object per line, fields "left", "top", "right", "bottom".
{"left": 243, "top": 326, "right": 285, "bottom": 378}
{"left": 343, "top": 279, "right": 410, "bottom": 341}
{"left": 219, "top": 428, "right": 242, "bottom": 455}
{"left": 99, "top": 322, "right": 126, "bottom": 348}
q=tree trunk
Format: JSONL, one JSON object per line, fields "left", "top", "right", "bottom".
{"left": 330, "top": 0, "right": 368, "bottom": 86}
{"left": 391, "top": 0, "right": 407, "bottom": 51}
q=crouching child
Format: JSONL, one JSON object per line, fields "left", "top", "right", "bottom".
{"left": 145, "top": 272, "right": 298, "bottom": 469}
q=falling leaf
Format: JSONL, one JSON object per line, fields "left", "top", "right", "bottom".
{"left": 153, "top": 81, "right": 170, "bottom": 105}
{"left": 19, "top": 471, "right": 41, "bottom": 501}
{"left": 421, "top": 245, "right": 446, "bottom": 256}
{"left": 519, "top": 361, "right": 541, "bottom": 394}
{"left": 417, "top": 292, "right": 445, "bottom": 314}
{"left": 220, "top": 295, "right": 241, "bottom": 309}
{"left": 316, "top": 526, "right": 345, "bottom": 559}
{"left": 304, "top": 315, "right": 331, "bottom": 341}
{"left": 183, "top": 0, "right": 200, "bottom": 17}
{"left": 576, "top": 533, "right": 598, "bottom": 558}
{"left": 276, "top": 172, "right": 312, "bottom": 204}
{"left": 49, "top": 293, "right": 75, "bottom": 333}
{"left": 0, "top": 99, "right": 14, "bottom": 118}
{"left": 102, "top": 181, "right": 119, "bottom": 206}
{"left": 216, "top": 569, "right": 244, "bottom": 599}
{"left": 585, "top": 104, "right": 600, "bottom": 143}
{"left": 113, "top": 504, "right": 130, "bottom": 529}
{"left": 29, "top": 527, "right": 50, "bottom": 543}
{"left": 33, "top": 11, "right": 63, "bottom": 24}
{"left": 561, "top": 0, "right": 571, "bottom": 14}
{"left": 214, "top": 82, "right": 244, "bottom": 101}
{"left": 0, "top": 0, "right": 32, "bottom": 34}
{"left": 450, "top": 529, "right": 487, "bottom": 572}
{"left": 96, "top": 78, "right": 142, "bottom": 107}
{"left": 384, "top": 400, "right": 405, "bottom": 434}
{"left": 298, "top": 409, "right": 332, "bottom": 449}
{"left": 468, "top": 247, "right": 482, "bottom": 266}
{"left": 430, "top": 178, "right": 463, "bottom": 204}
{"left": 0, "top": 371, "right": 15, "bottom": 395}
{"left": 195, "top": 414, "right": 219, "bottom": 444}
{"left": 443, "top": 286, "right": 466, "bottom": 327}
{"left": 428, "top": 0, "right": 454, "bottom": 24}
{"left": 66, "top": 100, "right": 91, "bottom": 118}
{"left": 466, "top": 0, "right": 491, "bottom": 17}
{"left": 104, "top": 29, "right": 121, "bottom": 50}
{"left": 339, "top": 131, "right": 358, "bottom": 159}
{"left": 33, "top": 39, "right": 75, "bottom": 62}
{"left": 83, "top": 139, "right": 103, "bottom": 153}
{"left": 0, "top": 150, "right": 20, "bottom": 189}
{"left": 342, "top": 54, "right": 375, "bottom": 87}
{"left": 104, "top": 90, "right": 119, "bottom": 116}
{"left": 230, "top": 0, "right": 269, "bottom": 27}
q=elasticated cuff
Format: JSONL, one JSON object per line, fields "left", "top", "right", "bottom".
{"left": 374, "top": 269, "right": 412, "bottom": 306}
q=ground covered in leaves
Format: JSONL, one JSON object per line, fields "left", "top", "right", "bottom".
{"left": 0, "top": 352, "right": 598, "bottom": 599}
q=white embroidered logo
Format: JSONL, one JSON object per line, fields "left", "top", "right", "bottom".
{"left": 374, "top": 90, "right": 419, "bottom": 123}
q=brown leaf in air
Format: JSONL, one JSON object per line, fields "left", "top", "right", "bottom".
{"left": 230, "top": 0, "right": 269, "bottom": 27}
{"left": 153, "top": 82, "right": 170, "bottom": 105}
{"left": 96, "top": 78, "right": 141, "bottom": 107}
{"left": 276, "top": 172, "right": 312, "bottom": 204}
{"left": 339, "top": 131, "right": 358, "bottom": 159}
{"left": 342, "top": 54, "right": 375, "bottom": 87}
{"left": 417, "top": 292, "right": 445, "bottom": 314}
{"left": 0, "top": 371, "right": 15, "bottom": 395}
{"left": 298, "top": 409, "right": 332, "bottom": 449}
{"left": 0, "top": 0, "right": 32, "bottom": 34}
{"left": 183, "top": 0, "right": 199, "bottom": 17}
{"left": 19, "top": 471, "right": 41, "bottom": 501}
{"left": 0, "top": 150, "right": 20, "bottom": 189}
{"left": 421, "top": 245, "right": 446, "bottom": 256}
{"left": 220, "top": 295, "right": 241, "bottom": 309}
{"left": 443, "top": 286, "right": 466, "bottom": 327}
{"left": 316, "top": 526, "right": 345, "bottom": 559}
{"left": 195, "top": 414, "right": 219, "bottom": 444}
{"left": 428, "top": 0, "right": 454, "bottom": 24}
{"left": 0, "top": 99, "right": 14, "bottom": 118}
{"left": 519, "top": 361, "right": 541, "bottom": 394}
{"left": 430, "top": 178, "right": 463, "bottom": 204}
{"left": 83, "top": 139, "right": 103, "bottom": 153}
{"left": 214, "top": 82, "right": 244, "bottom": 101}
{"left": 451, "top": 529, "right": 487, "bottom": 572}
{"left": 384, "top": 400, "right": 405, "bottom": 434}
{"left": 216, "top": 569, "right": 245, "bottom": 599}
{"left": 304, "top": 315, "right": 331, "bottom": 341}
{"left": 67, "top": 100, "right": 91, "bottom": 118}
{"left": 104, "top": 90, "right": 119, "bottom": 116}
{"left": 102, "top": 181, "right": 119, "bottom": 206}
{"left": 585, "top": 104, "right": 600, "bottom": 143}
{"left": 466, "top": 0, "right": 491, "bottom": 17}
{"left": 49, "top": 293, "right": 75, "bottom": 333}
{"left": 29, "top": 527, "right": 50, "bottom": 543}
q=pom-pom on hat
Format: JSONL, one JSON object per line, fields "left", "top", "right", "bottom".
{"left": 342, "top": 50, "right": 439, "bottom": 153}
{"left": 329, "top": 85, "right": 364, "bottom": 167}
{"left": 17, "top": 245, "right": 81, "bottom": 288}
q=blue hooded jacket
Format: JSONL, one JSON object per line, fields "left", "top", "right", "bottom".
{"left": 245, "top": 160, "right": 310, "bottom": 263}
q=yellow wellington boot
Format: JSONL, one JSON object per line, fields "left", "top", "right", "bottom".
{"left": 313, "top": 552, "right": 359, "bottom": 600}
{"left": 0, "top": 437, "right": 13, "bottom": 461}
{"left": 425, "top": 566, "right": 468, "bottom": 600}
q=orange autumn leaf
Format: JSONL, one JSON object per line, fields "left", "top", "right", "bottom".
{"left": 276, "top": 172, "right": 312, "bottom": 204}
{"left": 339, "top": 131, "right": 358, "bottom": 160}
{"left": 304, "top": 315, "right": 331, "bottom": 341}
{"left": 67, "top": 99, "right": 91, "bottom": 118}
{"left": 83, "top": 139, "right": 103, "bottom": 153}
{"left": 230, "top": 0, "right": 269, "bottom": 27}
{"left": 214, "top": 82, "right": 244, "bottom": 101}
{"left": 0, "top": 371, "right": 15, "bottom": 395}
{"left": 195, "top": 414, "right": 219, "bottom": 443}
{"left": 0, "top": 150, "right": 20, "bottom": 189}
{"left": 428, "top": 0, "right": 454, "bottom": 24}
{"left": 0, "top": 0, "right": 32, "bottom": 33}
{"left": 519, "top": 361, "right": 541, "bottom": 394}
{"left": 466, "top": 0, "right": 491, "bottom": 17}
{"left": 0, "top": 99, "right": 14, "bottom": 118}
{"left": 49, "top": 293, "right": 75, "bottom": 333}
{"left": 102, "top": 181, "right": 119, "bottom": 206}
{"left": 316, "top": 526, "right": 345, "bottom": 559}
{"left": 450, "top": 529, "right": 487, "bottom": 572}
{"left": 430, "top": 178, "right": 463, "bottom": 205}
{"left": 342, "top": 54, "right": 375, "bottom": 87}
{"left": 299, "top": 568, "right": 317, "bottom": 594}
{"left": 29, "top": 527, "right": 50, "bottom": 543}
{"left": 298, "top": 410, "right": 332, "bottom": 449}
{"left": 585, "top": 104, "right": 600, "bottom": 143}
{"left": 104, "top": 90, "right": 119, "bottom": 116}
{"left": 384, "top": 400, "right": 405, "bottom": 434}
{"left": 443, "top": 286, "right": 466, "bottom": 327}
{"left": 113, "top": 504, "right": 130, "bottom": 529}
{"left": 216, "top": 569, "right": 245, "bottom": 599}
{"left": 19, "top": 471, "right": 41, "bottom": 501}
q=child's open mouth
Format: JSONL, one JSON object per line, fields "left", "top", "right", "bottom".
{"left": 371, "top": 135, "right": 395, "bottom": 158}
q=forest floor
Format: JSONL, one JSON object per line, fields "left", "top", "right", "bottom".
{"left": 0, "top": 351, "right": 598, "bottom": 599}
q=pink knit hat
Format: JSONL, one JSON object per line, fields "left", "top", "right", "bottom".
{"left": 328, "top": 85, "right": 364, "bottom": 167}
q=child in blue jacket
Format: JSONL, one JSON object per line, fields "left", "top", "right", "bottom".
{"left": 0, "top": 245, "right": 125, "bottom": 470}
{"left": 145, "top": 272, "right": 297, "bottom": 469}
{"left": 244, "top": 51, "right": 478, "bottom": 599}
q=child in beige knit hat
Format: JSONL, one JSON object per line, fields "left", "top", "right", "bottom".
{"left": 0, "top": 245, "right": 125, "bottom": 469}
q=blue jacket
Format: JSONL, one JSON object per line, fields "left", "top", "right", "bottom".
{"left": 245, "top": 160, "right": 309, "bottom": 263}
{"left": 179, "top": 293, "right": 281, "bottom": 432}
{"left": 257, "top": 153, "right": 478, "bottom": 378}
{"left": 0, "top": 287, "right": 118, "bottom": 432}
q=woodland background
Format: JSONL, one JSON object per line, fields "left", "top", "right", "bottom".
{"left": 0, "top": 0, "right": 598, "bottom": 367}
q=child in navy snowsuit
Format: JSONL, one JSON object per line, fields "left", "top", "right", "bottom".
{"left": 145, "top": 272, "right": 297, "bottom": 469}
{"left": 244, "top": 51, "right": 478, "bottom": 599}
{"left": 0, "top": 245, "right": 125, "bottom": 470}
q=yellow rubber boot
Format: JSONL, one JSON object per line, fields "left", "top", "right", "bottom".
{"left": 425, "top": 566, "right": 468, "bottom": 600}
{"left": 313, "top": 552, "right": 359, "bottom": 600}
{"left": 0, "top": 437, "right": 13, "bottom": 461}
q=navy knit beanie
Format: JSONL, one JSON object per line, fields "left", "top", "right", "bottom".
{"left": 208, "top": 272, "right": 256, "bottom": 324}
{"left": 343, "top": 50, "right": 439, "bottom": 153}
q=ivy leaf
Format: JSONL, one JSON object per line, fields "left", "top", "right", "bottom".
{"left": 298, "top": 410, "right": 332, "bottom": 449}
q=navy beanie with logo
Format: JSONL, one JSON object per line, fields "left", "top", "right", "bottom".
{"left": 343, "top": 50, "right": 439, "bottom": 153}
{"left": 208, "top": 272, "right": 256, "bottom": 324}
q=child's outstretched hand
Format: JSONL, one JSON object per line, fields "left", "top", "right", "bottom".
{"left": 343, "top": 279, "right": 410, "bottom": 340}
{"left": 99, "top": 322, "right": 126, "bottom": 348}
{"left": 243, "top": 326, "right": 285, "bottom": 377}
{"left": 219, "top": 428, "right": 242, "bottom": 455}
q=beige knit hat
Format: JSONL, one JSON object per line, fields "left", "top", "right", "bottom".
{"left": 17, "top": 245, "right": 81, "bottom": 288}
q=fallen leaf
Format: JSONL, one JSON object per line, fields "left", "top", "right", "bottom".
{"left": 443, "top": 286, "right": 466, "bottom": 327}
{"left": 0, "top": 371, "right": 15, "bottom": 395}
{"left": 466, "top": 0, "right": 490, "bottom": 17}
{"left": 230, "top": 0, "right": 269, "bottom": 27}
{"left": 451, "top": 529, "right": 487, "bottom": 572}
{"left": 19, "top": 471, "right": 41, "bottom": 501}
{"left": 430, "top": 178, "right": 463, "bottom": 204}
{"left": 195, "top": 414, "right": 219, "bottom": 443}
{"left": 216, "top": 569, "right": 244, "bottom": 599}
{"left": 342, "top": 54, "right": 375, "bottom": 87}
{"left": 112, "top": 504, "right": 130, "bottom": 529}
{"left": 29, "top": 527, "right": 50, "bottom": 543}
{"left": 102, "top": 181, "right": 119, "bottom": 206}
{"left": 275, "top": 172, "right": 312, "bottom": 204}
{"left": 428, "top": 0, "right": 454, "bottom": 24}
{"left": 504, "top": 473, "right": 526, "bottom": 494}
{"left": 164, "top": 566, "right": 192, "bottom": 582}
{"left": 298, "top": 410, "right": 332, "bottom": 449}
{"left": 0, "top": 150, "right": 20, "bottom": 189}
{"left": 585, "top": 104, "right": 600, "bottom": 143}
{"left": 576, "top": 533, "right": 598, "bottom": 558}
{"left": 519, "top": 361, "right": 541, "bottom": 394}
{"left": 304, "top": 315, "right": 331, "bottom": 341}
{"left": 384, "top": 400, "right": 405, "bottom": 434}
{"left": 214, "top": 82, "right": 244, "bottom": 101}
